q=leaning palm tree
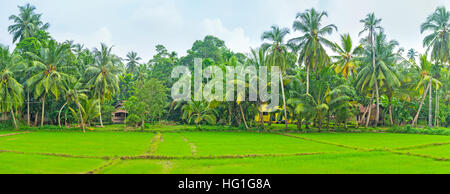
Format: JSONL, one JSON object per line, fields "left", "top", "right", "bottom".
{"left": 289, "top": 8, "right": 337, "bottom": 94}
{"left": 331, "top": 34, "right": 363, "bottom": 80}
{"left": 0, "top": 47, "right": 25, "bottom": 129}
{"left": 261, "top": 25, "right": 290, "bottom": 129}
{"left": 58, "top": 79, "right": 88, "bottom": 132}
{"left": 421, "top": 6, "right": 449, "bottom": 69}
{"left": 359, "top": 13, "right": 383, "bottom": 127}
{"left": 84, "top": 43, "right": 121, "bottom": 127}
{"left": 125, "top": 51, "right": 142, "bottom": 74}
{"left": 8, "top": 3, "right": 49, "bottom": 43}
{"left": 26, "top": 40, "right": 73, "bottom": 127}
{"left": 412, "top": 55, "right": 442, "bottom": 127}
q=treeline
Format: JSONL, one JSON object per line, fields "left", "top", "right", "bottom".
{"left": 0, "top": 4, "right": 448, "bottom": 131}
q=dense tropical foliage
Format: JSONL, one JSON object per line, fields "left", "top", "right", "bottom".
{"left": 0, "top": 3, "right": 449, "bottom": 131}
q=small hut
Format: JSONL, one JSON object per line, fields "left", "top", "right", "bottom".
{"left": 357, "top": 104, "right": 384, "bottom": 125}
{"left": 112, "top": 102, "right": 128, "bottom": 124}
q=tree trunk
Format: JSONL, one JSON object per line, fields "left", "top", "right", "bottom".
{"left": 11, "top": 108, "right": 18, "bottom": 130}
{"left": 239, "top": 103, "right": 249, "bottom": 130}
{"left": 428, "top": 79, "right": 432, "bottom": 127}
{"left": 370, "top": 31, "right": 380, "bottom": 127}
{"left": 75, "top": 91, "right": 85, "bottom": 133}
{"left": 27, "top": 89, "right": 30, "bottom": 126}
{"left": 228, "top": 104, "right": 232, "bottom": 126}
{"left": 435, "top": 87, "right": 439, "bottom": 127}
{"left": 34, "top": 112, "right": 39, "bottom": 126}
{"left": 58, "top": 102, "right": 68, "bottom": 128}
{"left": 388, "top": 95, "right": 394, "bottom": 126}
{"left": 98, "top": 97, "right": 104, "bottom": 127}
{"left": 366, "top": 91, "right": 375, "bottom": 128}
{"left": 280, "top": 73, "right": 288, "bottom": 130}
{"left": 412, "top": 81, "right": 431, "bottom": 127}
{"left": 306, "top": 65, "right": 310, "bottom": 94}
{"left": 141, "top": 119, "right": 145, "bottom": 131}
{"left": 40, "top": 94, "right": 46, "bottom": 127}
{"left": 259, "top": 102, "right": 265, "bottom": 130}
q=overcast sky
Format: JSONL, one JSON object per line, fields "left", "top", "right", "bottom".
{"left": 0, "top": 0, "right": 448, "bottom": 62}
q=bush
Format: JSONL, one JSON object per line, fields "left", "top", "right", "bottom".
{"left": 125, "top": 114, "right": 141, "bottom": 128}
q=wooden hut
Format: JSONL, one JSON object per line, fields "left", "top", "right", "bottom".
{"left": 112, "top": 102, "right": 128, "bottom": 124}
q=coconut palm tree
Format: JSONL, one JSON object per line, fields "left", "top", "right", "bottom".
{"left": 261, "top": 25, "right": 290, "bottom": 129}
{"left": 331, "top": 34, "right": 363, "bottom": 80}
{"left": 8, "top": 3, "right": 49, "bottom": 43}
{"left": 181, "top": 100, "right": 218, "bottom": 129}
{"left": 26, "top": 40, "right": 73, "bottom": 127}
{"left": 407, "top": 49, "right": 418, "bottom": 62}
{"left": 0, "top": 46, "right": 25, "bottom": 129}
{"left": 356, "top": 32, "right": 401, "bottom": 126}
{"left": 412, "top": 55, "right": 442, "bottom": 127}
{"left": 289, "top": 8, "right": 337, "bottom": 94}
{"left": 84, "top": 43, "right": 121, "bottom": 127}
{"left": 421, "top": 6, "right": 449, "bottom": 69}
{"left": 359, "top": 13, "right": 383, "bottom": 127}
{"left": 125, "top": 51, "right": 142, "bottom": 74}
{"left": 58, "top": 79, "right": 88, "bottom": 132}
{"left": 248, "top": 47, "right": 269, "bottom": 129}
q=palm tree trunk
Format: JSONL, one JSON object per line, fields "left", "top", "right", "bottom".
{"left": 75, "top": 92, "right": 85, "bottom": 133}
{"left": 412, "top": 81, "right": 431, "bottom": 127}
{"left": 306, "top": 65, "right": 310, "bottom": 94}
{"left": 228, "top": 104, "right": 232, "bottom": 126}
{"left": 280, "top": 73, "right": 288, "bottom": 130}
{"left": 40, "top": 94, "right": 46, "bottom": 127}
{"left": 27, "top": 89, "right": 30, "bottom": 126}
{"left": 428, "top": 79, "right": 432, "bottom": 127}
{"left": 98, "top": 96, "right": 104, "bottom": 127}
{"left": 259, "top": 102, "right": 265, "bottom": 130}
{"left": 435, "top": 87, "right": 439, "bottom": 127}
{"left": 366, "top": 91, "right": 375, "bottom": 128}
{"left": 388, "top": 95, "right": 394, "bottom": 126}
{"left": 34, "top": 112, "right": 39, "bottom": 126}
{"left": 239, "top": 103, "right": 249, "bottom": 130}
{"left": 58, "top": 102, "right": 68, "bottom": 128}
{"left": 370, "top": 32, "right": 380, "bottom": 127}
{"left": 11, "top": 108, "right": 18, "bottom": 130}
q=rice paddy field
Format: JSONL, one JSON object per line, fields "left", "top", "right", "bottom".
{"left": 0, "top": 125, "right": 449, "bottom": 174}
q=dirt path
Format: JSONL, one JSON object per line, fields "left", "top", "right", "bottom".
{"left": 180, "top": 134, "right": 197, "bottom": 156}
{"left": 0, "top": 132, "right": 32, "bottom": 137}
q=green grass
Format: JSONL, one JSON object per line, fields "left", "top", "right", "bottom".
{"left": 0, "top": 131, "right": 154, "bottom": 156}
{"left": 290, "top": 133, "right": 450, "bottom": 149}
{"left": 99, "top": 151, "right": 450, "bottom": 174}
{"left": 0, "top": 152, "right": 104, "bottom": 174}
{"left": 0, "top": 124, "right": 449, "bottom": 174}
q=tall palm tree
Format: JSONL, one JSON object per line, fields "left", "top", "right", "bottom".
{"left": 359, "top": 13, "right": 383, "bottom": 127}
{"left": 261, "top": 25, "right": 290, "bottom": 129}
{"left": 84, "top": 43, "right": 121, "bottom": 127}
{"left": 125, "top": 51, "right": 142, "bottom": 74}
{"left": 412, "top": 55, "right": 442, "bottom": 127}
{"left": 421, "top": 6, "right": 449, "bottom": 69}
{"left": 26, "top": 40, "right": 73, "bottom": 127}
{"left": 8, "top": 3, "right": 49, "bottom": 43}
{"left": 0, "top": 46, "right": 25, "bottom": 129}
{"left": 331, "top": 34, "right": 363, "bottom": 80}
{"left": 289, "top": 8, "right": 337, "bottom": 95}
{"left": 407, "top": 49, "right": 418, "bottom": 62}
{"left": 249, "top": 47, "right": 269, "bottom": 129}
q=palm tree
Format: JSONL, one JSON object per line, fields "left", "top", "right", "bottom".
{"left": 26, "top": 40, "right": 73, "bottom": 127}
{"left": 8, "top": 3, "right": 49, "bottom": 43}
{"left": 84, "top": 43, "right": 121, "bottom": 127}
{"left": 412, "top": 55, "right": 442, "bottom": 127}
{"left": 289, "top": 8, "right": 337, "bottom": 95}
{"left": 249, "top": 47, "right": 269, "bottom": 129}
{"left": 261, "top": 25, "right": 290, "bottom": 129}
{"left": 359, "top": 13, "right": 383, "bottom": 127}
{"left": 421, "top": 6, "right": 449, "bottom": 69}
{"left": 125, "top": 51, "right": 142, "bottom": 74}
{"left": 331, "top": 34, "right": 363, "bottom": 80}
{"left": 0, "top": 46, "right": 25, "bottom": 129}
{"left": 58, "top": 79, "right": 88, "bottom": 132}
{"left": 407, "top": 49, "right": 418, "bottom": 62}
{"left": 356, "top": 32, "right": 401, "bottom": 126}
{"left": 181, "top": 100, "right": 218, "bottom": 129}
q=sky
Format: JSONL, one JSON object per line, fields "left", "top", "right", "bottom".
{"left": 0, "top": 0, "right": 449, "bottom": 62}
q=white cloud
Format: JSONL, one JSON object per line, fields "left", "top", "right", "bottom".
{"left": 131, "top": 0, "right": 182, "bottom": 25}
{"left": 202, "top": 18, "right": 255, "bottom": 53}
{"left": 53, "top": 27, "right": 114, "bottom": 50}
